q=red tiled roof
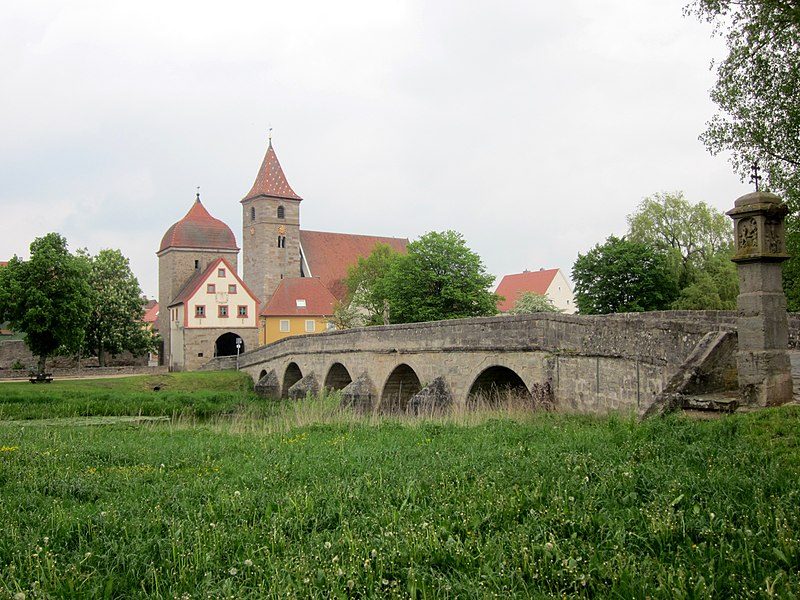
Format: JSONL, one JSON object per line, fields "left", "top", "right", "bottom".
{"left": 143, "top": 301, "right": 159, "bottom": 324}
{"left": 168, "top": 257, "right": 260, "bottom": 308}
{"left": 299, "top": 230, "right": 408, "bottom": 300}
{"left": 242, "top": 141, "right": 302, "bottom": 202}
{"left": 158, "top": 196, "right": 238, "bottom": 253}
{"left": 0, "top": 261, "right": 8, "bottom": 268}
{"left": 261, "top": 277, "right": 337, "bottom": 317}
{"left": 496, "top": 269, "right": 559, "bottom": 312}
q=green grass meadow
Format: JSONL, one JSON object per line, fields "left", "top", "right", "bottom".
{"left": 1, "top": 373, "right": 800, "bottom": 598}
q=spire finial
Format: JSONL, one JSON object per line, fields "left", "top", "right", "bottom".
{"left": 196, "top": 186, "right": 200, "bottom": 201}
{"left": 268, "top": 126, "right": 273, "bottom": 146}
{"left": 750, "top": 162, "right": 763, "bottom": 192}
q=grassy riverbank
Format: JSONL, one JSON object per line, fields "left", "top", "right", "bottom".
{"left": 0, "top": 374, "right": 799, "bottom": 598}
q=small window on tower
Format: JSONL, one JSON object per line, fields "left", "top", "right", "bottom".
{"left": 218, "top": 305, "right": 228, "bottom": 318}
{"left": 228, "top": 284, "right": 237, "bottom": 294}
{"left": 251, "top": 206, "right": 256, "bottom": 221}
{"left": 218, "top": 268, "right": 226, "bottom": 278}
{"left": 237, "top": 305, "right": 248, "bottom": 317}
{"left": 207, "top": 284, "right": 215, "bottom": 294}
{"left": 277, "top": 206, "right": 285, "bottom": 219}
{"left": 194, "top": 260, "right": 199, "bottom": 269}
{"left": 195, "top": 305, "right": 206, "bottom": 318}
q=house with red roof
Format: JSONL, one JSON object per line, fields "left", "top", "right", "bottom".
{"left": 260, "top": 277, "right": 338, "bottom": 344}
{"left": 495, "top": 268, "right": 576, "bottom": 314}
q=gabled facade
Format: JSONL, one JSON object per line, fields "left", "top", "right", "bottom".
{"left": 260, "top": 277, "right": 337, "bottom": 345}
{"left": 496, "top": 268, "right": 576, "bottom": 314}
{"left": 166, "top": 257, "right": 259, "bottom": 371}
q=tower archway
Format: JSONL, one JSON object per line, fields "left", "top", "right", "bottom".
{"left": 214, "top": 332, "right": 242, "bottom": 357}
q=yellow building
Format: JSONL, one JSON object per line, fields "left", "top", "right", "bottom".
{"left": 260, "top": 277, "right": 337, "bottom": 345}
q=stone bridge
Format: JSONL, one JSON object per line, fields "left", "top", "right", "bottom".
{"left": 201, "top": 311, "right": 800, "bottom": 416}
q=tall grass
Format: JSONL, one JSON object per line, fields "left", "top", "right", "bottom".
{"left": 1, "top": 376, "right": 800, "bottom": 597}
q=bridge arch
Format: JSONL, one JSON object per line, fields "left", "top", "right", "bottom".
{"left": 467, "top": 365, "right": 531, "bottom": 407}
{"left": 282, "top": 362, "right": 303, "bottom": 398}
{"left": 259, "top": 369, "right": 268, "bottom": 381}
{"left": 380, "top": 364, "right": 422, "bottom": 414}
{"left": 324, "top": 362, "right": 352, "bottom": 391}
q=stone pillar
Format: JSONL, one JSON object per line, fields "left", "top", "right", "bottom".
{"left": 727, "top": 191, "right": 793, "bottom": 407}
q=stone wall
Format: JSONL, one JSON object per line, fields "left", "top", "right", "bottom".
{"left": 0, "top": 340, "right": 150, "bottom": 370}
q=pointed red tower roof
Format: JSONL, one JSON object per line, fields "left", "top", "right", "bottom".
{"left": 242, "top": 140, "right": 302, "bottom": 202}
{"left": 158, "top": 194, "right": 239, "bottom": 253}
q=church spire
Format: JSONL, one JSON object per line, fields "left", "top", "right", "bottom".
{"left": 242, "top": 135, "right": 302, "bottom": 202}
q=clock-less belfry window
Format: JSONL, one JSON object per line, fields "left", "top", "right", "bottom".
{"left": 251, "top": 206, "right": 256, "bottom": 221}
{"left": 277, "top": 206, "right": 285, "bottom": 219}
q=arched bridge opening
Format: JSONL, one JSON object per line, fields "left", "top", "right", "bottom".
{"left": 380, "top": 364, "right": 422, "bottom": 414}
{"left": 282, "top": 363, "right": 303, "bottom": 398}
{"left": 324, "top": 363, "right": 352, "bottom": 392}
{"left": 467, "top": 366, "right": 531, "bottom": 408}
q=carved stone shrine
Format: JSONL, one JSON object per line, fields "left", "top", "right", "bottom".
{"left": 727, "top": 191, "right": 793, "bottom": 407}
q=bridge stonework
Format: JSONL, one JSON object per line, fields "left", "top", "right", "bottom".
{"left": 217, "top": 311, "right": 760, "bottom": 416}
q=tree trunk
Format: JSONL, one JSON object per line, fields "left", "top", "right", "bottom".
{"left": 37, "top": 355, "right": 46, "bottom": 377}
{"left": 98, "top": 342, "right": 106, "bottom": 368}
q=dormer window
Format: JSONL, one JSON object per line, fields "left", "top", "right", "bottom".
{"left": 277, "top": 206, "right": 285, "bottom": 219}
{"left": 296, "top": 299, "right": 306, "bottom": 308}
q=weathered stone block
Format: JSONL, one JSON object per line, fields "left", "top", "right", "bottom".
{"left": 254, "top": 369, "right": 280, "bottom": 399}
{"left": 287, "top": 374, "right": 319, "bottom": 400}
{"left": 407, "top": 377, "right": 453, "bottom": 415}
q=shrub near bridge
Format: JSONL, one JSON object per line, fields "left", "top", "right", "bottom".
{"left": 0, "top": 377, "right": 799, "bottom": 597}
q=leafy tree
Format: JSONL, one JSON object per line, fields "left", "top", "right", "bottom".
{"left": 342, "top": 231, "right": 499, "bottom": 324}
{"left": 627, "top": 191, "right": 737, "bottom": 308}
{"left": 688, "top": 0, "right": 800, "bottom": 307}
{"left": 508, "top": 291, "right": 561, "bottom": 314}
{"left": 330, "top": 300, "right": 367, "bottom": 330}
{"left": 0, "top": 233, "right": 91, "bottom": 374}
{"left": 627, "top": 192, "right": 733, "bottom": 276}
{"left": 82, "top": 248, "right": 157, "bottom": 367}
{"left": 572, "top": 236, "right": 680, "bottom": 314}
{"left": 343, "top": 243, "right": 401, "bottom": 326}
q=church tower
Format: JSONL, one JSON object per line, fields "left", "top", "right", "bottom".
{"left": 241, "top": 138, "right": 302, "bottom": 306}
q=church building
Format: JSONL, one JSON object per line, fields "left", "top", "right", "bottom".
{"left": 157, "top": 137, "right": 407, "bottom": 370}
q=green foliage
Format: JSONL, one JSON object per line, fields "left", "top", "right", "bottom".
{"left": 344, "top": 231, "right": 499, "bottom": 324}
{"left": 2, "top": 403, "right": 800, "bottom": 597}
{"left": 688, "top": 0, "right": 800, "bottom": 307}
{"left": 81, "top": 248, "right": 158, "bottom": 367}
{"left": 0, "top": 233, "right": 91, "bottom": 373}
{"left": 343, "top": 243, "right": 401, "bottom": 326}
{"left": 508, "top": 291, "right": 561, "bottom": 314}
{"left": 627, "top": 191, "right": 737, "bottom": 309}
{"left": 382, "top": 231, "right": 500, "bottom": 323}
{"left": 572, "top": 235, "right": 679, "bottom": 314}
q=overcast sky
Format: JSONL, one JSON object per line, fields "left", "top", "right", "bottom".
{"left": 1, "top": 1, "right": 748, "bottom": 299}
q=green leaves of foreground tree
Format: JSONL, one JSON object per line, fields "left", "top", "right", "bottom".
{"left": 343, "top": 231, "right": 499, "bottom": 325}
{"left": 82, "top": 248, "right": 158, "bottom": 367}
{"left": 688, "top": 0, "right": 800, "bottom": 308}
{"left": 0, "top": 233, "right": 91, "bottom": 374}
{"left": 572, "top": 235, "right": 679, "bottom": 314}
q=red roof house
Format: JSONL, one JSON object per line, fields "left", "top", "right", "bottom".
{"left": 495, "top": 268, "right": 575, "bottom": 314}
